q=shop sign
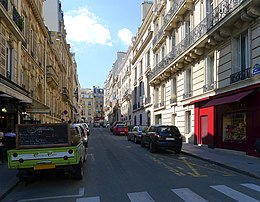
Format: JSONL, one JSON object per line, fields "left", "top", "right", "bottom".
{"left": 252, "top": 63, "right": 260, "bottom": 76}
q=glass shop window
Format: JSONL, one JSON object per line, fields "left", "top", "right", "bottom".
{"left": 222, "top": 112, "right": 246, "bottom": 143}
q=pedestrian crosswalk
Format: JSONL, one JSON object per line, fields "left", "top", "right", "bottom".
{"left": 76, "top": 183, "right": 260, "bottom": 202}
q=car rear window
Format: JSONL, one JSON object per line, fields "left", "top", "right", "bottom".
{"left": 117, "top": 124, "right": 126, "bottom": 128}
{"left": 140, "top": 126, "right": 147, "bottom": 132}
{"left": 159, "top": 126, "right": 180, "bottom": 134}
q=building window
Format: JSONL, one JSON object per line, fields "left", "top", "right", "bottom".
{"left": 139, "top": 114, "right": 142, "bottom": 126}
{"left": 233, "top": 31, "right": 249, "bottom": 73}
{"left": 146, "top": 49, "right": 150, "bottom": 67}
{"left": 171, "top": 113, "right": 176, "bottom": 126}
{"left": 134, "top": 67, "right": 137, "bottom": 81}
{"left": 160, "top": 84, "right": 165, "bottom": 106}
{"left": 154, "top": 87, "right": 159, "bottom": 105}
{"left": 185, "top": 111, "right": 191, "bottom": 134}
{"left": 6, "top": 43, "right": 14, "bottom": 80}
{"left": 222, "top": 112, "right": 246, "bottom": 143}
{"left": 140, "top": 59, "right": 143, "bottom": 75}
{"left": 171, "top": 77, "right": 177, "bottom": 103}
{"left": 161, "top": 46, "right": 165, "bottom": 59}
{"left": 156, "top": 53, "right": 159, "bottom": 65}
{"left": 204, "top": 52, "right": 215, "bottom": 91}
{"left": 184, "top": 68, "right": 192, "bottom": 98}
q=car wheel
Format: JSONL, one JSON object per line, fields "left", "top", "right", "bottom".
{"left": 134, "top": 136, "right": 138, "bottom": 144}
{"left": 149, "top": 141, "right": 156, "bottom": 153}
{"left": 141, "top": 138, "right": 145, "bottom": 147}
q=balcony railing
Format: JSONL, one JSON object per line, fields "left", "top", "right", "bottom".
{"left": 203, "top": 81, "right": 217, "bottom": 92}
{"left": 0, "top": 0, "right": 8, "bottom": 10}
{"left": 145, "top": 96, "right": 151, "bottom": 105}
{"left": 230, "top": 68, "right": 252, "bottom": 84}
{"left": 12, "top": 4, "right": 23, "bottom": 31}
{"left": 170, "top": 96, "right": 177, "bottom": 104}
{"left": 6, "top": 70, "right": 11, "bottom": 80}
{"left": 164, "top": 0, "right": 185, "bottom": 27}
{"left": 153, "top": 0, "right": 185, "bottom": 46}
{"left": 154, "top": 103, "right": 160, "bottom": 109}
{"left": 62, "top": 87, "right": 69, "bottom": 99}
{"left": 183, "top": 91, "right": 193, "bottom": 99}
{"left": 150, "top": 0, "right": 244, "bottom": 80}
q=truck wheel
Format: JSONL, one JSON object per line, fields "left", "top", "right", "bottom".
{"left": 74, "top": 161, "right": 84, "bottom": 180}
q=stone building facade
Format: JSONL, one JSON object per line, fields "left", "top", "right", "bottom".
{"left": 104, "top": 0, "right": 260, "bottom": 157}
{"left": 0, "top": 0, "right": 80, "bottom": 133}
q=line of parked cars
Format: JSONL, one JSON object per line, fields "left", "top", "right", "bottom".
{"left": 110, "top": 122, "right": 183, "bottom": 154}
{"left": 71, "top": 122, "right": 90, "bottom": 148}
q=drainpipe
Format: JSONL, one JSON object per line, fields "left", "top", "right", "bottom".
{"left": 44, "top": 38, "right": 47, "bottom": 123}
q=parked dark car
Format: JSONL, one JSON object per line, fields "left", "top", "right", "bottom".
{"left": 127, "top": 126, "right": 148, "bottom": 144}
{"left": 141, "top": 125, "right": 182, "bottom": 154}
{"left": 113, "top": 124, "right": 128, "bottom": 136}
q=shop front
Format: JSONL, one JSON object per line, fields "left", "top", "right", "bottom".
{"left": 194, "top": 85, "right": 260, "bottom": 157}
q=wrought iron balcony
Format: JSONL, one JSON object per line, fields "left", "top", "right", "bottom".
{"left": 160, "top": 101, "right": 165, "bottom": 107}
{"left": 6, "top": 70, "right": 11, "bottom": 80}
{"left": 154, "top": 103, "right": 160, "bottom": 109}
{"left": 230, "top": 68, "right": 252, "bottom": 84}
{"left": 0, "top": 0, "right": 8, "bottom": 10}
{"left": 170, "top": 96, "right": 177, "bottom": 104}
{"left": 183, "top": 91, "right": 193, "bottom": 99}
{"left": 12, "top": 4, "right": 23, "bottom": 31}
{"left": 62, "top": 87, "right": 69, "bottom": 100}
{"left": 145, "top": 96, "right": 151, "bottom": 105}
{"left": 153, "top": 26, "right": 165, "bottom": 46}
{"left": 150, "top": 0, "right": 244, "bottom": 81}
{"left": 203, "top": 81, "right": 217, "bottom": 92}
{"left": 46, "top": 65, "right": 58, "bottom": 87}
{"left": 164, "top": 0, "right": 185, "bottom": 27}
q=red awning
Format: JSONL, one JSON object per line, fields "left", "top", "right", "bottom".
{"left": 203, "top": 90, "right": 254, "bottom": 108}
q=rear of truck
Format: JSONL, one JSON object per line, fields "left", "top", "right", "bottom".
{"left": 7, "top": 143, "right": 86, "bottom": 180}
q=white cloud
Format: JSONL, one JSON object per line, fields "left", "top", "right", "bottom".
{"left": 64, "top": 7, "right": 112, "bottom": 46}
{"left": 118, "top": 28, "right": 133, "bottom": 46}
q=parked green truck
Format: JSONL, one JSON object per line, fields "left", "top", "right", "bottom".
{"left": 7, "top": 123, "right": 87, "bottom": 180}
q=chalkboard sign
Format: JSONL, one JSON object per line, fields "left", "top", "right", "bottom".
{"left": 16, "top": 123, "right": 70, "bottom": 148}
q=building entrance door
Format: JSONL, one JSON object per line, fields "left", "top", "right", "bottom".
{"left": 201, "top": 116, "right": 208, "bottom": 145}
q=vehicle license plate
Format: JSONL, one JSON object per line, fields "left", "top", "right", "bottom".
{"left": 120, "top": 132, "right": 125, "bottom": 134}
{"left": 166, "top": 137, "right": 175, "bottom": 141}
{"left": 34, "top": 164, "right": 56, "bottom": 170}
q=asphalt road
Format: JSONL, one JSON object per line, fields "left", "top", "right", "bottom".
{"left": 2, "top": 127, "right": 260, "bottom": 202}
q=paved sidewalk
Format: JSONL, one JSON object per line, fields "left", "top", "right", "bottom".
{"left": 182, "top": 143, "right": 260, "bottom": 179}
{"left": 0, "top": 143, "right": 259, "bottom": 200}
{"left": 0, "top": 162, "right": 18, "bottom": 200}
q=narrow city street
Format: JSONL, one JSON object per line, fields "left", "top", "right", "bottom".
{"left": 2, "top": 127, "right": 260, "bottom": 202}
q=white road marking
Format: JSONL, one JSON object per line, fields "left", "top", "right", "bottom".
{"left": 171, "top": 188, "right": 208, "bottom": 202}
{"left": 241, "top": 184, "right": 260, "bottom": 192}
{"left": 17, "top": 187, "right": 85, "bottom": 202}
{"left": 76, "top": 196, "right": 100, "bottom": 202}
{"left": 211, "top": 185, "right": 260, "bottom": 202}
{"left": 127, "top": 191, "right": 155, "bottom": 202}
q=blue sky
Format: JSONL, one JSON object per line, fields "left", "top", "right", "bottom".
{"left": 60, "top": 0, "right": 144, "bottom": 88}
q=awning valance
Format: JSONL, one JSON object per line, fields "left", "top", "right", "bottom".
{"left": 203, "top": 90, "right": 254, "bottom": 108}
{"left": 26, "top": 99, "right": 50, "bottom": 114}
